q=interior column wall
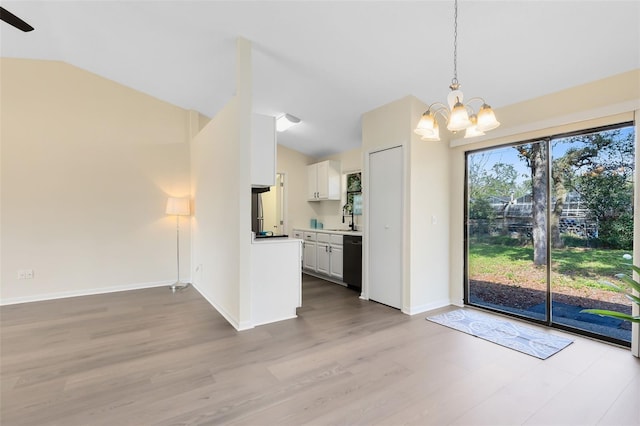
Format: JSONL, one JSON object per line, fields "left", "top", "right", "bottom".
{"left": 190, "top": 38, "right": 253, "bottom": 330}
{"left": 190, "top": 97, "right": 244, "bottom": 327}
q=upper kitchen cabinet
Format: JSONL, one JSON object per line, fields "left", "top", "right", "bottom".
{"left": 251, "top": 114, "right": 276, "bottom": 187}
{"left": 308, "top": 160, "right": 340, "bottom": 201}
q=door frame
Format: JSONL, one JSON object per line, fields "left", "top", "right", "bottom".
{"left": 362, "top": 144, "right": 409, "bottom": 311}
{"left": 463, "top": 139, "right": 552, "bottom": 329}
{"left": 276, "top": 172, "right": 287, "bottom": 235}
{"left": 463, "top": 123, "right": 636, "bottom": 348}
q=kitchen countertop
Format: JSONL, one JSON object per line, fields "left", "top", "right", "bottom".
{"left": 252, "top": 236, "right": 302, "bottom": 244}
{"left": 294, "top": 228, "right": 363, "bottom": 237}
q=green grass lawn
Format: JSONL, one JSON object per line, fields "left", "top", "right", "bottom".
{"left": 468, "top": 241, "right": 632, "bottom": 291}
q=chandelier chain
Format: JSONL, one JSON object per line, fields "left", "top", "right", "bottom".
{"left": 414, "top": 0, "right": 500, "bottom": 140}
{"left": 452, "top": 0, "right": 458, "bottom": 86}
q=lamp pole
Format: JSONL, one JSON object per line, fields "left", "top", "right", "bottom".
{"left": 171, "top": 214, "right": 182, "bottom": 292}
{"left": 166, "top": 197, "right": 190, "bottom": 292}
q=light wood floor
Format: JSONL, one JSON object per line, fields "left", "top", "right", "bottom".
{"left": 2, "top": 276, "right": 639, "bottom": 426}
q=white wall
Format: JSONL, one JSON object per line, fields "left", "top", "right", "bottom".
{"left": 407, "top": 96, "right": 451, "bottom": 313}
{"left": 1, "top": 59, "right": 192, "bottom": 304}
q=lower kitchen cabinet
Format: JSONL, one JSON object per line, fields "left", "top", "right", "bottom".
{"left": 297, "top": 230, "right": 344, "bottom": 284}
{"left": 302, "top": 232, "right": 317, "bottom": 270}
{"left": 329, "top": 243, "right": 343, "bottom": 280}
{"left": 317, "top": 242, "right": 330, "bottom": 275}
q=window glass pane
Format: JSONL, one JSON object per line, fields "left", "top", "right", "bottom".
{"left": 467, "top": 141, "right": 548, "bottom": 321}
{"left": 550, "top": 125, "right": 635, "bottom": 343}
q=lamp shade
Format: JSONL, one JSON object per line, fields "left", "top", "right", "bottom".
{"left": 476, "top": 104, "right": 500, "bottom": 132}
{"left": 166, "top": 197, "right": 190, "bottom": 216}
{"left": 464, "top": 115, "right": 485, "bottom": 139}
{"left": 420, "top": 119, "right": 440, "bottom": 141}
{"left": 414, "top": 110, "right": 437, "bottom": 137}
{"left": 447, "top": 101, "right": 471, "bottom": 132}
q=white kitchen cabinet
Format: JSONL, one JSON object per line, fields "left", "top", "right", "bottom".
{"left": 329, "top": 234, "right": 343, "bottom": 280}
{"left": 316, "top": 242, "right": 330, "bottom": 275}
{"left": 251, "top": 238, "right": 301, "bottom": 326}
{"left": 296, "top": 229, "right": 348, "bottom": 284}
{"left": 291, "top": 230, "right": 304, "bottom": 268}
{"left": 329, "top": 242, "right": 343, "bottom": 280}
{"left": 307, "top": 165, "right": 318, "bottom": 201}
{"left": 316, "top": 232, "right": 342, "bottom": 279}
{"left": 251, "top": 113, "right": 276, "bottom": 187}
{"left": 303, "top": 241, "right": 317, "bottom": 270}
{"left": 302, "top": 232, "right": 317, "bottom": 271}
{"left": 307, "top": 160, "right": 340, "bottom": 201}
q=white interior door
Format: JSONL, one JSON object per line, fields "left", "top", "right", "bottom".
{"left": 368, "top": 146, "right": 403, "bottom": 309}
{"left": 261, "top": 186, "right": 277, "bottom": 233}
{"left": 262, "top": 173, "right": 285, "bottom": 234}
{"left": 275, "top": 173, "right": 284, "bottom": 234}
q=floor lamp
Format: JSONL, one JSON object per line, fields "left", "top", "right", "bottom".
{"left": 166, "top": 197, "right": 191, "bottom": 292}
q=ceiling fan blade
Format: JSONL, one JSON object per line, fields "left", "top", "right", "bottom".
{"left": 0, "top": 7, "right": 34, "bottom": 32}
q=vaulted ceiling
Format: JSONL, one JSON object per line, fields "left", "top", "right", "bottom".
{"left": 2, "top": 1, "right": 639, "bottom": 157}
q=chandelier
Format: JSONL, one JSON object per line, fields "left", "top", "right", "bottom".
{"left": 414, "top": 0, "right": 500, "bottom": 141}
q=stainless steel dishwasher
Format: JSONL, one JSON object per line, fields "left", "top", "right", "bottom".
{"left": 343, "top": 235, "right": 362, "bottom": 291}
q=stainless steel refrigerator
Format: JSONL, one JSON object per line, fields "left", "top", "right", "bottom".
{"left": 251, "top": 186, "right": 270, "bottom": 235}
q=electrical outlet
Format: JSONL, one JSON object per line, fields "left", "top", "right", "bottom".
{"left": 17, "top": 269, "right": 34, "bottom": 280}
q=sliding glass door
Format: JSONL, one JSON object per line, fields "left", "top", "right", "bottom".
{"left": 465, "top": 123, "right": 635, "bottom": 345}
{"left": 549, "top": 127, "right": 635, "bottom": 343}
{"left": 466, "top": 140, "right": 549, "bottom": 322}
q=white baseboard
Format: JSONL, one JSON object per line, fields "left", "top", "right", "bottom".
{"left": 252, "top": 314, "right": 297, "bottom": 328}
{"left": 237, "top": 320, "right": 254, "bottom": 331}
{"left": 0, "top": 280, "right": 175, "bottom": 306}
{"left": 402, "top": 299, "right": 452, "bottom": 316}
{"left": 190, "top": 283, "right": 251, "bottom": 331}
